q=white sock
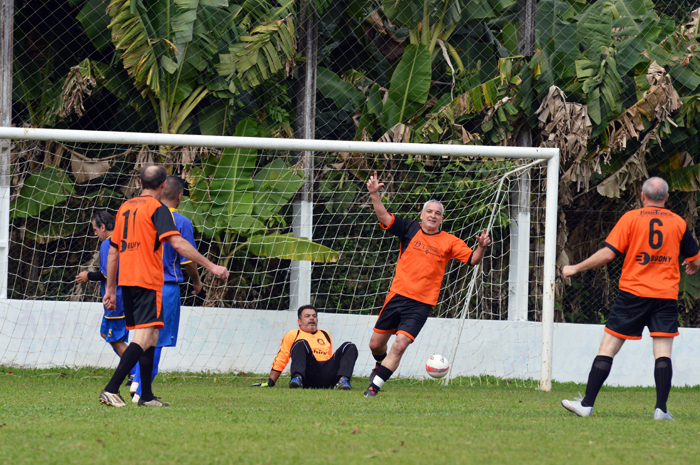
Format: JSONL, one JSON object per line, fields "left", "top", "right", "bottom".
{"left": 374, "top": 376, "right": 386, "bottom": 388}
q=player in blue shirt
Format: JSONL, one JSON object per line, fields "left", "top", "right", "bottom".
{"left": 130, "top": 176, "right": 203, "bottom": 402}
{"left": 76, "top": 212, "right": 135, "bottom": 382}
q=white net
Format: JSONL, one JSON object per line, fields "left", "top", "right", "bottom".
{"left": 0, "top": 135, "right": 552, "bottom": 382}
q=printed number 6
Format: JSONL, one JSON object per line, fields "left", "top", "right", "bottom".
{"left": 649, "top": 219, "right": 663, "bottom": 250}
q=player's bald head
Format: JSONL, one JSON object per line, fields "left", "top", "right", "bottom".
{"left": 140, "top": 165, "right": 167, "bottom": 190}
{"left": 642, "top": 177, "right": 668, "bottom": 202}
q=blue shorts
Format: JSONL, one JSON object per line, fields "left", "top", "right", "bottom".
{"left": 101, "top": 317, "right": 129, "bottom": 343}
{"left": 157, "top": 283, "right": 181, "bottom": 347}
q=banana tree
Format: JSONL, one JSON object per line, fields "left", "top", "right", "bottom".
{"left": 102, "top": 0, "right": 297, "bottom": 135}
{"left": 178, "top": 118, "right": 338, "bottom": 268}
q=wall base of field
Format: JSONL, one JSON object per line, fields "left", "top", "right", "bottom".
{"left": 2, "top": 299, "right": 700, "bottom": 387}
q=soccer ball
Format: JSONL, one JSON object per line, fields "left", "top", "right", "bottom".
{"left": 426, "top": 354, "right": 449, "bottom": 378}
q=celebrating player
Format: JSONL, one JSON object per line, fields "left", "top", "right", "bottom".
{"left": 363, "top": 171, "right": 491, "bottom": 397}
{"left": 130, "top": 176, "right": 203, "bottom": 402}
{"left": 561, "top": 177, "right": 700, "bottom": 420}
{"left": 254, "top": 305, "right": 358, "bottom": 390}
{"left": 99, "top": 164, "right": 229, "bottom": 408}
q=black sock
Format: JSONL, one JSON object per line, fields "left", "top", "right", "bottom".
{"left": 371, "top": 366, "right": 394, "bottom": 390}
{"left": 138, "top": 347, "right": 156, "bottom": 401}
{"left": 372, "top": 352, "right": 387, "bottom": 364}
{"left": 105, "top": 343, "right": 143, "bottom": 393}
{"left": 654, "top": 357, "right": 672, "bottom": 413}
{"left": 582, "top": 355, "right": 613, "bottom": 407}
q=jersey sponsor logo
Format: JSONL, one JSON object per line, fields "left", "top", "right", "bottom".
{"left": 313, "top": 349, "right": 327, "bottom": 356}
{"left": 635, "top": 252, "right": 672, "bottom": 265}
{"left": 640, "top": 210, "right": 673, "bottom": 217}
{"left": 317, "top": 338, "right": 326, "bottom": 345}
{"left": 412, "top": 240, "right": 442, "bottom": 257}
{"left": 120, "top": 240, "right": 141, "bottom": 252}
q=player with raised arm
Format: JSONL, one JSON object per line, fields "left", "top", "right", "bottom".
{"left": 130, "top": 176, "right": 203, "bottom": 402}
{"left": 99, "top": 164, "right": 229, "bottom": 408}
{"left": 363, "top": 172, "right": 491, "bottom": 397}
{"left": 253, "top": 305, "right": 358, "bottom": 390}
{"left": 561, "top": 177, "right": 700, "bottom": 420}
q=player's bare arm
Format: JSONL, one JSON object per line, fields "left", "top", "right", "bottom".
{"left": 103, "top": 247, "right": 119, "bottom": 311}
{"left": 165, "top": 235, "right": 229, "bottom": 280}
{"left": 562, "top": 247, "right": 616, "bottom": 279}
{"left": 183, "top": 261, "right": 203, "bottom": 295}
{"left": 367, "top": 171, "right": 392, "bottom": 226}
{"left": 469, "top": 229, "right": 491, "bottom": 265}
{"left": 683, "top": 255, "right": 700, "bottom": 275}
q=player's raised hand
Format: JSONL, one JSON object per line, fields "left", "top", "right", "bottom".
{"left": 211, "top": 265, "right": 229, "bottom": 280}
{"left": 75, "top": 271, "right": 89, "bottom": 284}
{"left": 476, "top": 229, "right": 491, "bottom": 248}
{"left": 367, "top": 171, "right": 384, "bottom": 194}
{"left": 103, "top": 291, "right": 117, "bottom": 311}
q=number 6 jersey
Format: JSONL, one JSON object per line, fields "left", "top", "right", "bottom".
{"left": 110, "top": 195, "right": 180, "bottom": 291}
{"left": 604, "top": 206, "right": 700, "bottom": 299}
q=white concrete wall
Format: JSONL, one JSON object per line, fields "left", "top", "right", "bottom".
{"left": 2, "top": 299, "right": 700, "bottom": 386}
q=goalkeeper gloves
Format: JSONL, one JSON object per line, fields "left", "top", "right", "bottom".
{"left": 251, "top": 378, "right": 275, "bottom": 387}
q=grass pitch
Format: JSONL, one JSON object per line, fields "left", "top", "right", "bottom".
{"left": 2, "top": 367, "right": 700, "bottom": 464}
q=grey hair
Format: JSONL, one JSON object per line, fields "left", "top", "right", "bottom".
{"left": 422, "top": 199, "right": 445, "bottom": 215}
{"left": 642, "top": 177, "right": 668, "bottom": 202}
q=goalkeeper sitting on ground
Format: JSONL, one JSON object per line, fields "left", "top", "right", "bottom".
{"left": 253, "top": 305, "right": 358, "bottom": 390}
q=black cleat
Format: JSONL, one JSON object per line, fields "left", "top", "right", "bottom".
{"left": 363, "top": 385, "right": 379, "bottom": 398}
{"left": 289, "top": 375, "right": 303, "bottom": 389}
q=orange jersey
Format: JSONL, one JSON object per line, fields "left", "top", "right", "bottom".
{"left": 604, "top": 206, "right": 700, "bottom": 299}
{"left": 382, "top": 213, "right": 474, "bottom": 306}
{"left": 110, "top": 195, "right": 180, "bottom": 291}
{"left": 271, "top": 328, "right": 333, "bottom": 372}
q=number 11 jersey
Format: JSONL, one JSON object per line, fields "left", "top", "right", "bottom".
{"left": 110, "top": 195, "right": 180, "bottom": 291}
{"left": 604, "top": 206, "right": 700, "bottom": 299}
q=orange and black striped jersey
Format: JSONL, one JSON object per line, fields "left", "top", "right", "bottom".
{"left": 604, "top": 206, "right": 700, "bottom": 299}
{"left": 271, "top": 328, "right": 333, "bottom": 372}
{"left": 382, "top": 213, "right": 474, "bottom": 306}
{"left": 110, "top": 195, "right": 180, "bottom": 291}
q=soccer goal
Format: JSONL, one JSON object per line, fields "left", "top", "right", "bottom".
{"left": 0, "top": 127, "right": 559, "bottom": 390}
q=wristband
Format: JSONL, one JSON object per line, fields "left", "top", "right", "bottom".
{"left": 267, "top": 378, "right": 275, "bottom": 387}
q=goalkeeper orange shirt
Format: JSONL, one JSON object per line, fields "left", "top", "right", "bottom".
{"left": 271, "top": 329, "right": 333, "bottom": 372}
{"left": 110, "top": 195, "right": 180, "bottom": 291}
{"left": 382, "top": 213, "right": 474, "bottom": 306}
{"left": 604, "top": 206, "right": 700, "bottom": 299}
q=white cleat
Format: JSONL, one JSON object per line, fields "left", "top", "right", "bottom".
{"left": 561, "top": 398, "right": 593, "bottom": 417}
{"left": 132, "top": 393, "right": 140, "bottom": 404}
{"left": 654, "top": 408, "right": 673, "bottom": 420}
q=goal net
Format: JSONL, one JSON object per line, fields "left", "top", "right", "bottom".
{"left": 0, "top": 128, "right": 558, "bottom": 388}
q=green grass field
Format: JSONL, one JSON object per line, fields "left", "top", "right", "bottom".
{"left": 2, "top": 367, "right": 700, "bottom": 464}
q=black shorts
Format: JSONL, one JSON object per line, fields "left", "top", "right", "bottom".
{"left": 605, "top": 290, "right": 679, "bottom": 340}
{"left": 373, "top": 292, "right": 432, "bottom": 341}
{"left": 122, "top": 286, "right": 163, "bottom": 330}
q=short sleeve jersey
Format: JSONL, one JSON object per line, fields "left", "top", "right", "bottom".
{"left": 110, "top": 195, "right": 180, "bottom": 291}
{"left": 99, "top": 236, "right": 123, "bottom": 318}
{"left": 162, "top": 209, "right": 196, "bottom": 284}
{"left": 383, "top": 213, "right": 474, "bottom": 306}
{"left": 271, "top": 328, "right": 333, "bottom": 372}
{"left": 604, "top": 206, "right": 700, "bottom": 299}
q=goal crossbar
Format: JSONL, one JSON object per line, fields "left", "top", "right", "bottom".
{"left": 0, "top": 127, "right": 559, "bottom": 390}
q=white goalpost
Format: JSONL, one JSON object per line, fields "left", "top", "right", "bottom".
{"left": 0, "top": 127, "right": 559, "bottom": 391}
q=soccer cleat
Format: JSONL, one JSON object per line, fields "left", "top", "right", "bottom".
{"left": 132, "top": 393, "right": 140, "bottom": 404}
{"left": 124, "top": 374, "right": 134, "bottom": 387}
{"left": 363, "top": 385, "right": 379, "bottom": 398}
{"left": 654, "top": 408, "right": 673, "bottom": 420}
{"left": 289, "top": 375, "right": 303, "bottom": 389}
{"left": 334, "top": 376, "right": 352, "bottom": 390}
{"left": 561, "top": 398, "right": 593, "bottom": 417}
{"left": 99, "top": 390, "right": 127, "bottom": 408}
{"left": 138, "top": 397, "right": 170, "bottom": 407}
